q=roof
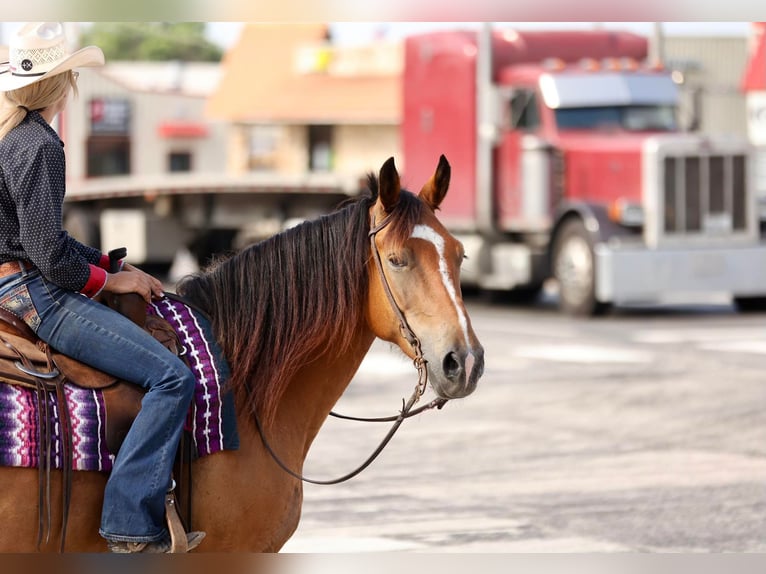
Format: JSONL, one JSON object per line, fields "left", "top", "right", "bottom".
{"left": 97, "top": 62, "right": 223, "bottom": 97}
{"left": 206, "top": 24, "right": 401, "bottom": 124}
{"left": 742, "top": 22, "right": 766, "bottom": 91}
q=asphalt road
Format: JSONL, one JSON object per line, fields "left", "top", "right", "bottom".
{"left": 281, "top": 295, "right": 766, "bottom": 553}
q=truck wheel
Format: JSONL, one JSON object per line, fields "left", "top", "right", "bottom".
{"left": 552, "top": 218, "right": 610, "bottom": 317}
{"left": 733, "top": 296, "right": 766, "bottom": 313}
{"left": 483, "top": 284, "right": 543, "bottom": 305}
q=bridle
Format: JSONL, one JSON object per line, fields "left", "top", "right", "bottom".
{"left": 253, "top": 210, "right": 447, "bottom": 485}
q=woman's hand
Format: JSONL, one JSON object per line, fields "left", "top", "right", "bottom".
{"left": 103, "top": 264, "right": 165, "bottom": 303}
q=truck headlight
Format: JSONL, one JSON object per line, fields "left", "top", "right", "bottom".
{"left": 608, "top": 199, "right": 644, "bottom": 227}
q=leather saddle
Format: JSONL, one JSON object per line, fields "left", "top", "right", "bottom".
{"left": 0, "top": 291, "right": 183, "bottom": 455}
{"left": 0, "top": 291, "right": 197, "bottom": 552}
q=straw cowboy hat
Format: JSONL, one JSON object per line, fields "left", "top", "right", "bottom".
{"left": 0, "top": 22, "right": 104, "bottom": 92}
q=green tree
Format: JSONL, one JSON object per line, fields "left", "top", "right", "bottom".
{"left": 80, "top": 22, "right": 223, "bottom": 62}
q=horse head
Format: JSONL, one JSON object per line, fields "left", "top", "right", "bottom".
{"left": 366, "top": 155, "right": 484, "bottom": 401}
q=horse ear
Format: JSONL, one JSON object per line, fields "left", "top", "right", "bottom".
{"left": 419, "top": 154, "right": 450, "bottom": 210}
{"left": 378, "top": 157, "right": 401, "bottom": 213}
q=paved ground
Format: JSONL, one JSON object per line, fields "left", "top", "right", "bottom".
{"left": 281, "top": 296, "right": 766, "bottom": 553}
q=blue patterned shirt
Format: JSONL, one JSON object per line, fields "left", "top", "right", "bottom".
{"left": 0, "top": 110, "right": 107, "bottom": 296}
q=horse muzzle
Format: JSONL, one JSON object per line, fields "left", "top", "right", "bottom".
{"left": 428, "top": 344, "right": 484, "bottom": 400}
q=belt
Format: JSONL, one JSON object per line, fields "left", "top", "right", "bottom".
{"left": 0, "top": 260, "right": 34, "bottom": 279}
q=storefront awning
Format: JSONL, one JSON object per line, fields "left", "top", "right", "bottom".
{"left": 157, "top": 121, "right": 209, "bottom": 138}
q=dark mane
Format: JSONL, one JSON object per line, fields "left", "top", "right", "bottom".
{"left": 177, "top": 174, "right": 424, "bottom": 425}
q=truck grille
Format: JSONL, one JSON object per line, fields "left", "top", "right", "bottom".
{"left": 662, "top": 154, "right": 747, "bottom": 235}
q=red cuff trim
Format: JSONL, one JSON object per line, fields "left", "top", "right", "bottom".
{"left": 82, "top": 264, "right": 108, "bottom": 298}
{"left": 98, "top": 254, "right": 124, "bottom": 272}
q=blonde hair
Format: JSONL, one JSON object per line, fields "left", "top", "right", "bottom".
{"left": 0, "top": 71, "right": 78, "bottom": 140}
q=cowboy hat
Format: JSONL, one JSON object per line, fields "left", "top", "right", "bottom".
{"left": 0, "top": 22, "right": 104, "bottom": 92}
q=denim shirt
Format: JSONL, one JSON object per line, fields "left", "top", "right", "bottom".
{"left": 0, "top": 110, "right": 107, "bottom": 296}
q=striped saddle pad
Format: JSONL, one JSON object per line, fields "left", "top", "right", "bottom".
{"left": 0, "top": 296, "right": 239, "bottom": 472}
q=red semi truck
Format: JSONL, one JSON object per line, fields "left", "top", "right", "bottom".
{"left": 402, "top": 26, "right": 766, "bottom": 315}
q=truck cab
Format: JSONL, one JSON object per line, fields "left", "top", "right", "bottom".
{"left": 403, "top": 28, "right": 766, "bottom": 315}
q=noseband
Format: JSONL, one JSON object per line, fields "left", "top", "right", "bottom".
{"left": 253, "top": 210, "right": 447, "bottom": 485}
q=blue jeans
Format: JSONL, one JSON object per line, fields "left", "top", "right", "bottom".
{"left": 0, "top": 268, "right": 196, "bottom": 543}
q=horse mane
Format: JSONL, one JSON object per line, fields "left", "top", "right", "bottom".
{"left": 177, "top": 174, "right": 424, "bottom": 425}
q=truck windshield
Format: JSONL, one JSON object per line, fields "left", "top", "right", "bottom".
{"left": 555, "top": 105, "right": 677, "bottom": 132}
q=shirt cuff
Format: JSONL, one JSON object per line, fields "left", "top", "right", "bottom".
{"left": 82, "top": 264, "right": 108, "bottom": 298}
{"left": 99, "top": 254, "right": 123, "bottom": 271}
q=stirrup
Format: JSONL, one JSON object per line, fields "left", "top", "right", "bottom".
{"left": 165, "top": 489, "right": 199, "bottom": 553}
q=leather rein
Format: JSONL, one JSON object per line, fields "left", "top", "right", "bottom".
{"left": 253, "top": 212, "right": 447, "bottom": 485}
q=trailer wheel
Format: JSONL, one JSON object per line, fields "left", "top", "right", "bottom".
{"left": 733, "top": 296, "right": 766, "bottom": 313}
{"left": 482, "top": 284, "right": 543, "bottom": 305}
{"left": 552, "top": 218, "right": 610, "bottom": 317}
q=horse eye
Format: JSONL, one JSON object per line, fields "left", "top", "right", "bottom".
{"left": 387, "top": 253, "right": 408, "bottom": 268}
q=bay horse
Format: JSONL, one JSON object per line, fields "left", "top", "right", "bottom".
{"left": 0, "top": 155, "right": 484, "bottom": 552}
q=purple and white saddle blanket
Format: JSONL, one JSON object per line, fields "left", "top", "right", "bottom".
{"left": 0, "top": 296, "right": 239, "bottom": 472}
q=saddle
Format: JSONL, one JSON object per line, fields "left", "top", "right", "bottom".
{"left": 0, "top": 294, "right": 182, "bottom": 451}
{"left": 0, "top": 291, "right": 192, "bottom": 552}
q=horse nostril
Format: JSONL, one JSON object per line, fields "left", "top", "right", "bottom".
{"left": 442, "top": 351, "right": 462, "bottom": 379}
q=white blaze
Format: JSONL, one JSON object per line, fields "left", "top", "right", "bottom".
{"left": 411, "top": 224, "right": 470, "bottom": 346}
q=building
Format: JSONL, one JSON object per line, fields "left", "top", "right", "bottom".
{"left": 57, "top": 60, "right": 227, "bottom": 261}
{"left": 663, "top": 34, "right": 749, "bottom": 136}
{"left": 205, "top": 23, "right": 402, "bottom": 181}
{"left": 56, "top": 25, "right": 404, "bottom": 266}
{"left": 65, "top": 61, "right": 226, "bottom": 184}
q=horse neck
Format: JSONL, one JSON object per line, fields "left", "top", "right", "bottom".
{"left": 192, "top": 301, "right": 376, "bottom": 551}
{"left": 274, "top": 322, "right": 377, "bottom": 455}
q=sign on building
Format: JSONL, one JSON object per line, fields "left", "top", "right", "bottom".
{"left": 90, "top": 98, "right": 131, "bottom": 134}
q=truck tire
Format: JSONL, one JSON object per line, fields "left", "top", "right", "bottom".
{"left": 733, "top": 296, "right": 766, "bottom": 313}
{"left": 552, "top": 218, "right": 610, "bottom": 317}
{"left": 483, "top": 285, "right": 543, "bottom": 305}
